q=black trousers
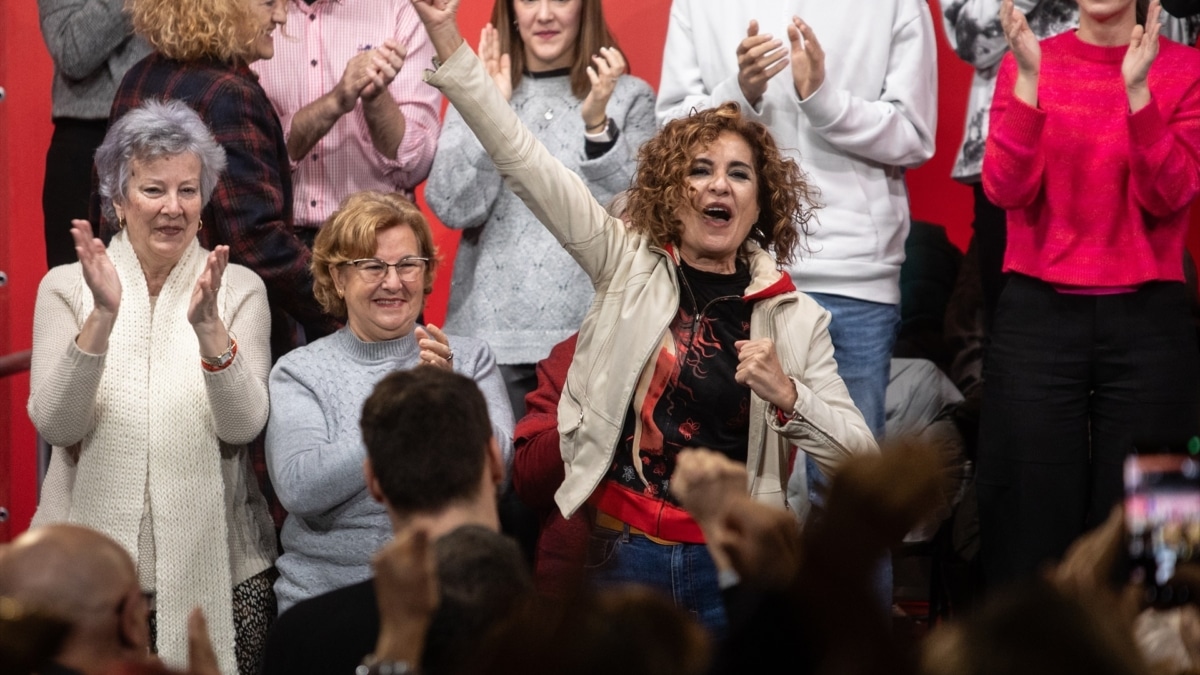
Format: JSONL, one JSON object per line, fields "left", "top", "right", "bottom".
{"left": 43, "top": 118, "right": 108, "bottom": 269}
{"left": 977, "top": 275, "right": 1200, "bottom": 588}
{"left": 972, "top": 182, "right": 1008, "bottom": 329}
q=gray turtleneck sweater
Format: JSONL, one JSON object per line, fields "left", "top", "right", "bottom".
{"left": 265, "top": 327, "right": 514, "bottom": 613}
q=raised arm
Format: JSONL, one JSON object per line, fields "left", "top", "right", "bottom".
{"left": 423, "top": 104, "right": 506, "bottom": 229}
{"left": 37, "top": 0, "right": 137, "bottom": 80}
{"left": 266, "top": 361, "right": 368, "bottom": 517}
{"left": 413, "top": 0, "right": 630, "bottom": 283}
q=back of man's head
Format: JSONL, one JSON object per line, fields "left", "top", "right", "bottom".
{"left": 361, "top": 367, "right": 493, "bottom": 513}
{"left": 0, "top": 524, "right": 148, "bottom": 673}
{"left": 423, "top": 525, "right": 533, "bottom": 675}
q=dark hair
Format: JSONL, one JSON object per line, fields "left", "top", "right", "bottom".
{"left": 625, "top": 102, "right": 816, "bottom": 266}
{"left": 423, "top": 526, "right": 533, "bottom": 675}
{"left": 360, "top": 368, "right": 492, "bottom": 513}
{"left": 490, "top": 0, "right": 624, "bottom": 99}
{"left": 928, "top": 579, "right": 1145, "bottom": 675}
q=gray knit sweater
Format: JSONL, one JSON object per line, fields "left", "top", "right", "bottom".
{"left": 425, "top": 71, "right": 656, "bottom": 365}
{"left": 265, "top": 327, "right": 514, "bottom": 612}
{"left": 38, "top": 0, "right": 151, "bottom": 119}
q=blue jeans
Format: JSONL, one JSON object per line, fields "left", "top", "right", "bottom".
{"left": 791, "top": 292, "right": 899, "bottom": 610}
{"left": 585, "top": 526, "right": 728, "bottom": 636}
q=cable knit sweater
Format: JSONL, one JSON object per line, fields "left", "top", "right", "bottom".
{"left": 983, "top": 32, "right": 1200, "bottom": 287}
{"left": 266, "top": 327, "right": 514, "bottom": 612}
{"left": 424, "top": 71, "right": 656, "bottom": 365}
{"left": 28, "top": 231, "right": 277, "bottom": 674}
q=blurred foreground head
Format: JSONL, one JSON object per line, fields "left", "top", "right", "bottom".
{"left": 0, "top": 524, "right": 149, "bottom": 675}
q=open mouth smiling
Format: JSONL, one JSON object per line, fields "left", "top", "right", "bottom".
{"left": 703, "top": 205, "right": 732, "bottom": 222}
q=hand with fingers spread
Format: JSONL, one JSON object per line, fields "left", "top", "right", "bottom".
{"left": 73, "top": 219, "right": 122, "bottom": 318}
{"left": 1124, "top": 0, "right": 1163, "bottom": 112}
{"left": 415, "top": 323, "right": 454, "bottom": 370}
{"left": 787, "top": 16, "right": 825, "bottom": 101}
{"left": 581, "top": 46, "right": 627, "bottom": 132}
{"left": 479, "top": 23, "right": 513, "bottom": 101}
{"left": 736, "top": 20, "right": 788, "bottom": 107}
{"left": 734, "top": 338, "right": 797, "bottom": 412}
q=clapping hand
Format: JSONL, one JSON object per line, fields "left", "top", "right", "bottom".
{"left": 1124, "top": 0, "right": 1162, "bottom": 112}
{"left": 581, "top": 46, "right": 626, "bottom": 131}
{"left": 362, "top": 40, "right": 408, "bottom": 101}
{"left": 415, "top": 323, "right": 454, "bottom": 370}
{"left": 736, "top": 20, "right": 788, "bottom": 107}
{"left": 787, "top": 16, "right": 825, "bottom": 101}
{"left": 187, "top": 246, "right": 229, "bottom": 328}
{"left": 72, "top": 219, "right": 121, "bottom": 317}
{"left": 479, "top": 23, "right": 513, "bottom": 101}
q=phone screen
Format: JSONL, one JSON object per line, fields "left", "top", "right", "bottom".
{"left": 1125, "top": 453, "right": 1200, "bottom": 606}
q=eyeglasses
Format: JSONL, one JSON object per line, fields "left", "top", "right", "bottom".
{"left": 340, "top": 257, "right": 429, "bottom": 283}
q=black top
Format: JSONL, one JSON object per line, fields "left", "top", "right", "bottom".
{"left": 261, "top": 579, "right": 378, "bottom": 675}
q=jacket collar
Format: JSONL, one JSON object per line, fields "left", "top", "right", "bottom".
{"left": 661, "top": 241, "right": 795, "bottom": 300}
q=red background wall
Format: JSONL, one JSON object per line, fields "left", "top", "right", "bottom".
{"left": 0, "top": 0, "right": 1141, "bottom": 538}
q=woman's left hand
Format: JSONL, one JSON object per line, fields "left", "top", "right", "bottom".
{"left": 1124, "top": 0, "right": 1162, "bottom": 112}
{"left": 735, "top": 339, "right": 799, "bottom": 413}
{"left": 415, "top": 323, "right": 454, "bottom": 370}
{"left": 581, "top": 46, "right": 626, "bottom": 132}
{"left": 188, "top": 246, "right": 232, "bottom": 356}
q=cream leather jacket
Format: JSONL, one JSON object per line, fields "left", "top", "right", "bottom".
{"left": 426, "top": 43, "right": 879, "bottom": 518}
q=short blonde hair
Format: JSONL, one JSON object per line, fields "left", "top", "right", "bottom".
{"left": 312, "top": 192, "right": 439, "bottom": 319}
{"left": 129, "top": 0, "right": 257, "bottom": 63}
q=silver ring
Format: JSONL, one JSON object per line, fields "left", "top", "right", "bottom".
{"left": 446, "top": 349, "right": 454, "bottom": 362}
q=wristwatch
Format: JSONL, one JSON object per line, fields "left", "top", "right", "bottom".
{"left": 356, "top": 656, "right": 418, "bottom": 675}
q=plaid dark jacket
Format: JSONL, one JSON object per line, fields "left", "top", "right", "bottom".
{"left": 107, "top": 53, "right": 338, "bottom": 353}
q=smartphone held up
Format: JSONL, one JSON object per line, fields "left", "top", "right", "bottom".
{"left": 1125, "top": 450, "right": 1200, "bottom": 606}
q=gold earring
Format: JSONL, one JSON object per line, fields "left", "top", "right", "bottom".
{"left": 118, "top": 217, "right": 127, "bottom": 229}
{"left": 197, "top": 219, "right": 204, "bottom": 231}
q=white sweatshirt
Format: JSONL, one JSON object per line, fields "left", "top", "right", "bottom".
{"left": 657, "top": 0, "right": 938, "bottom": 304}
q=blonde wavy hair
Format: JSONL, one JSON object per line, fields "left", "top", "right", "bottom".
{"left": 128, "top": 0, "right": 259, "bottom": 63}
{"left": 312, "top": 191, "right": 439, "bottom": 319}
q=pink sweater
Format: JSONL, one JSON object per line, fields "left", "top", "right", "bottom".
{"left": 983, "top": 32, "right": 1200, "bottom": 288}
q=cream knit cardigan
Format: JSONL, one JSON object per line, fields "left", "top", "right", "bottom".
{"left": 28, "top": 231, "right": 277, "bottom": 674}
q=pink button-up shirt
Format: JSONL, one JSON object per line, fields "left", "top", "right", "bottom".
{"left": 251, "top": 0, "right": 441, "bottom": 229}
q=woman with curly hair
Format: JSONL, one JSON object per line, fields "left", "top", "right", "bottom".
{"left": 110, "top": 0, "right": 338, "bottom": 357}
{"left": 412, "top": 0, "right": 877, "bottom": 634}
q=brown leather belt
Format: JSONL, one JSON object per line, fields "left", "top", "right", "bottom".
{"left": 593, "top": 511, "right": 682, "bottom": 546}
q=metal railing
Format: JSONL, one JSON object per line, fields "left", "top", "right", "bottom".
{"left": 0, "top": 349, "right": 30, "bottom": 378}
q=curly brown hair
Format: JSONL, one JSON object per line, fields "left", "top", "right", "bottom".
{"left": 312, "top": 191, "right": 439, "bottom": 319}
{"left": 128, "top": 0, "right": 258, "bottom": 63}
{"left": 624, "top": 102, "right": 818, "bottom": 266}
